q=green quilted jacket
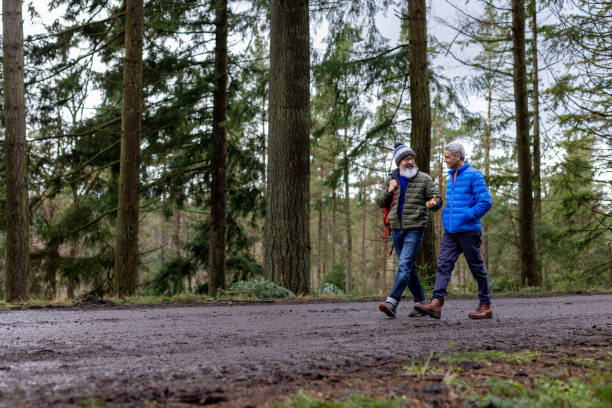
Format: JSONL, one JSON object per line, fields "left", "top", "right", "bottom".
{"left": 376, "top": 170, "right": 442, "bottom": 230}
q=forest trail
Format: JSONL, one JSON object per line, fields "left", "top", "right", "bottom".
{"left": 0, "top": 294, "right": 611, "bottom": 407}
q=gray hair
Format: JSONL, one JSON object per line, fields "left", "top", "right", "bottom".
{"left": 444, "top": 142, "right": 466, "bottom": 161}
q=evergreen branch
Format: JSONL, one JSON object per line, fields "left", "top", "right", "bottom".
{"left": 27, "top": 30, "right": 123, "bottom": 86}
{"left": 26, "top": 11, "right": 126, "bottom": 42}
{"left": 61, "top": 207, "right": 118, "bottom": 241}
{"left": 28, "top": 117, "right": 121, "bottom": 142}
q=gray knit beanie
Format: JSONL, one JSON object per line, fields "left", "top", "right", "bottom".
{"left": 393, "top": 142, "right": 416, "bottom": 166}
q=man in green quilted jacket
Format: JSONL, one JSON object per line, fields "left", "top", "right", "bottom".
{"left": 376, "top": 142, "right": 443, "bottom": 318}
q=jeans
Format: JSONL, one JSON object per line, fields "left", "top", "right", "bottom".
{"left": 389, "top": 228, "right": 425, "bottom": 303}
{"left": 433, "top": 231, "right": 491, "bottom": 304}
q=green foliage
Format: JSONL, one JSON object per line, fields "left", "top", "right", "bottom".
{"left": 186, "top": 220, "right": 264, "bottom": 283}
{"left": 316, "top": 283, "right": 345, "bottom": 297}
{"left": 441, "top": 350, "right": 540, "bottom": 366}
{"left": 403, "top": 352, "right": 442, "bottom": 377}
{"left": 477, "top": 376, "right": 611, "bottom": 408}
{"left": 227, "top": 278, "right": 295, "bottom": 299}
{"left": 322, "top": 263, "right": 346, "bottom": 290}
{"left": 278, "top": 391, "right": 409, "bottom": 408}
{"left": 146, "top": 257, "right": 196, "bottom": 296}
{"left": 443, "top": 348, "right": 611, "bottom": 408}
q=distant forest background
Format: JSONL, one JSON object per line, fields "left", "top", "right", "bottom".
{"left": 0, "top": 0, "right": 610, "bottom": 301}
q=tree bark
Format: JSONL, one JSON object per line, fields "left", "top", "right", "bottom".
{"left": 607, "top": 241, "right": 612, "bottom": 287}
{"left": 208, "top": 0, "right": 228, "bottom": 296}
{"left": 173, "top": 207, "right": 181, "bottom": 257}
{"left": 483, "top": 65, "right": 492, "bottom": 274}
{"left": 265, "top": 0, "right": 311, "bottom": 294}
{"left": 114, "top": 0, "right": 144, "bottom": 297}
{"left": 317, "top": 199, "right": 323, "bottom": 290}
{"left": 530, "top": 0, "right": 542, "bottom": 218}
{"left": 343, "top": 130, "right": 352, "bottom": 294}
{"left": 408, "top": 0, "right": 436, "bottom": 278}
{"left": 331, "top": 186, "right": 337, "bottom": 268}
{"left": 511, "top": 0, "right": 539, "bottom": 286}
{"left": 530, "top": 1, "right": 543, "bottom": 285}
{"left": 373, "top": 238, "right": 378, "bottom": 294}
{"left": 3, "top": 0, "right": 30, "bottom": 302}
{"left": 382, "top": 239, "right": 389, "bottom": 293}
{"left": 360, "top": 183, "right": 367, "bottom": 282}
{"left": 159, "top": 222, "right": 166, "bottom": 264}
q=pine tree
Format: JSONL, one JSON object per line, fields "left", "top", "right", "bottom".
{"left": 511, "top": 0, "right": 539, "bottom": 286}
{"left": 3, "top": 0, "right": 30, "bottom": 302}
{"left": 208, "top": 0, "right": 229, "bottom": 295}
{"left": 265, "top": 0, "right": 311, "bottom": 294}
{"left": 408, "top": 0, "right": 436, "bottom": 278}
{"left": 114, "top": 0, "right": 144, "bottom": 296}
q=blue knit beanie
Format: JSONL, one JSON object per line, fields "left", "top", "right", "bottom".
{"left": 393, "top": 142, "right": 416, "bottom": 166}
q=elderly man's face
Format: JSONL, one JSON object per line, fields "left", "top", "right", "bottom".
{"left": 443, "top": 150, "right": 461, "bottom": 169}
{"left": 400, "top": 156, "right": 415, "bottom": 168}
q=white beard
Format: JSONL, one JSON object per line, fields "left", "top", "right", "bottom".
{"left": 399, "top": 165, "right": 418, "bottom": 179}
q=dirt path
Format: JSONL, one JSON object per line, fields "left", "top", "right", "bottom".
{"left": 0, "top": 294, "right": 610, "bottom": 407}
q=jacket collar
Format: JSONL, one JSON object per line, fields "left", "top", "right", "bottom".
{"left": 447, "top": 161, "right": 470, "bottom": 177}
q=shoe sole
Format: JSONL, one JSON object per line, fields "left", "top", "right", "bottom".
{"left": 379, "top": 303, "right": 396, "bottom": 318}
{"left": 469, "top": 314, "right": 493, "bottom": 320}
{"left": 413, "top": 305, "right": 440, "bottom": 319}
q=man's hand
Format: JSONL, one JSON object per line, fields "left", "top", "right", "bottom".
{"left": 388, "top": 179, "right": 399, "bottom": 193}
{"left": 426, "top": 194, "right": 437, "bottom": 209}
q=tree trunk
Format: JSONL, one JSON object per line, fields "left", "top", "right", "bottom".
{"left": 360, "top": 183, "right": 367, "bottom": 282}
{"left": 159, "top": 222, "right": 166, "bottom": 264}
{"left": 3, "top": 0, "right": 30, "bottom": 302}
{"left": 408, "top": 0, "right": 436, "bottom": 278}
{"left": 530, "top": 1, "right": 543, "bottom": 286}
{"left": 317, "top": 199, "right": 323, "bottom": 290}
{"left": 511, "top": 0, "right": 539, "bottom": 286}
{"left": 608, "top": 241, "right": 612, "bottom": 287}
{"left": 343, "top": 130, "right": 352, "bottom": 294}
{"left": 66, "top": 243, "right": 78, "bottom": 299}
{"left": 208, "top": 0, "right": 228, "bottom": 296}
{"left": 332, "top": 186, "right": 337, "bottom": 268}
{"left": 382, "top": 239, "right": 389, "bottom": 293}
{"left": 114, "top": 0, "right": 144, "bottom": 297}
{"left": 436, "top": 128, "right": 444, "bottom": 259}
{"left": 483, "top": 67, "right": 492, "bottom": 273}
{"left": 530, "top": 0, "right": 542, "bottom": 218}
{"left": 265, "top": 0, "right": 311, "bottom": 294}
{"left": 174, "top": 207, "right": 181, "bottom": 257}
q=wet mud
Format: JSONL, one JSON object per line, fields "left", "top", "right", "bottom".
{"left": 0, "top": 294, "right": 610, "bottom": 407}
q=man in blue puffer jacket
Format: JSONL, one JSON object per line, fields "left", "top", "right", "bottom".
{"left": 415, "top": 141, "right": 493, "bottom": 320}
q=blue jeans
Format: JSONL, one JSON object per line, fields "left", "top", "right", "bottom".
{"left": 389, "top": 228, "right": 425, "bottom": 303}
{"left": 433, "top": 231, "right": 491, "bottom": 304}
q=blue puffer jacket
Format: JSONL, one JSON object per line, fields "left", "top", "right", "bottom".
{"left": 442, "top": 162, "right": 492, "bottom": 233}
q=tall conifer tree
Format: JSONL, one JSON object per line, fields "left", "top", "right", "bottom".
{"left": 408, "top": 0, "right": 436, "bottom": 277}
{"left": 511, "top": 0, "right": 538, "bottom": 286}
{"left": 114, "top": 0, "right": 144, "bottom": 296}
{"left": 3, "top": 0, "right": 30, "bottom": 302}
{"left": 265, "top": 0, "right": 311, "bottom": 294}
{"left": 209, "top": 0, "right": 229, "bottom": 295}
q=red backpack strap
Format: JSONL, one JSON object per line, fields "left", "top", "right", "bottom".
{"left": 381, "top": 189, "right": 397, "bottom": 239}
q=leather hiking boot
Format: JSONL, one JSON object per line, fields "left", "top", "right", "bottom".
{"left": 468, "top": 303, "right": 492, "bottom": 319}
{"left": 408, "top": 309, "right": 426, "bottom": 317}
{"left": 379, "top": 301, "right": 397, "bottom": 318}
{"left": 414, "top": 298, "right": 442, "bottom": 319}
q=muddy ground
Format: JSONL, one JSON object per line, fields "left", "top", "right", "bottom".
{"left": 0, "top": 294, "right": 610, "bottom": 407}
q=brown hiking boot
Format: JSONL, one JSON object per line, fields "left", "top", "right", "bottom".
{"left": 414, "top": 298, "right": 442, "bottom": 319}
{"left": 408, "top": 309, "right": 426, "bottom": 317}
{"left": 468, "top": 303, "right": 492, "bottom": 319}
